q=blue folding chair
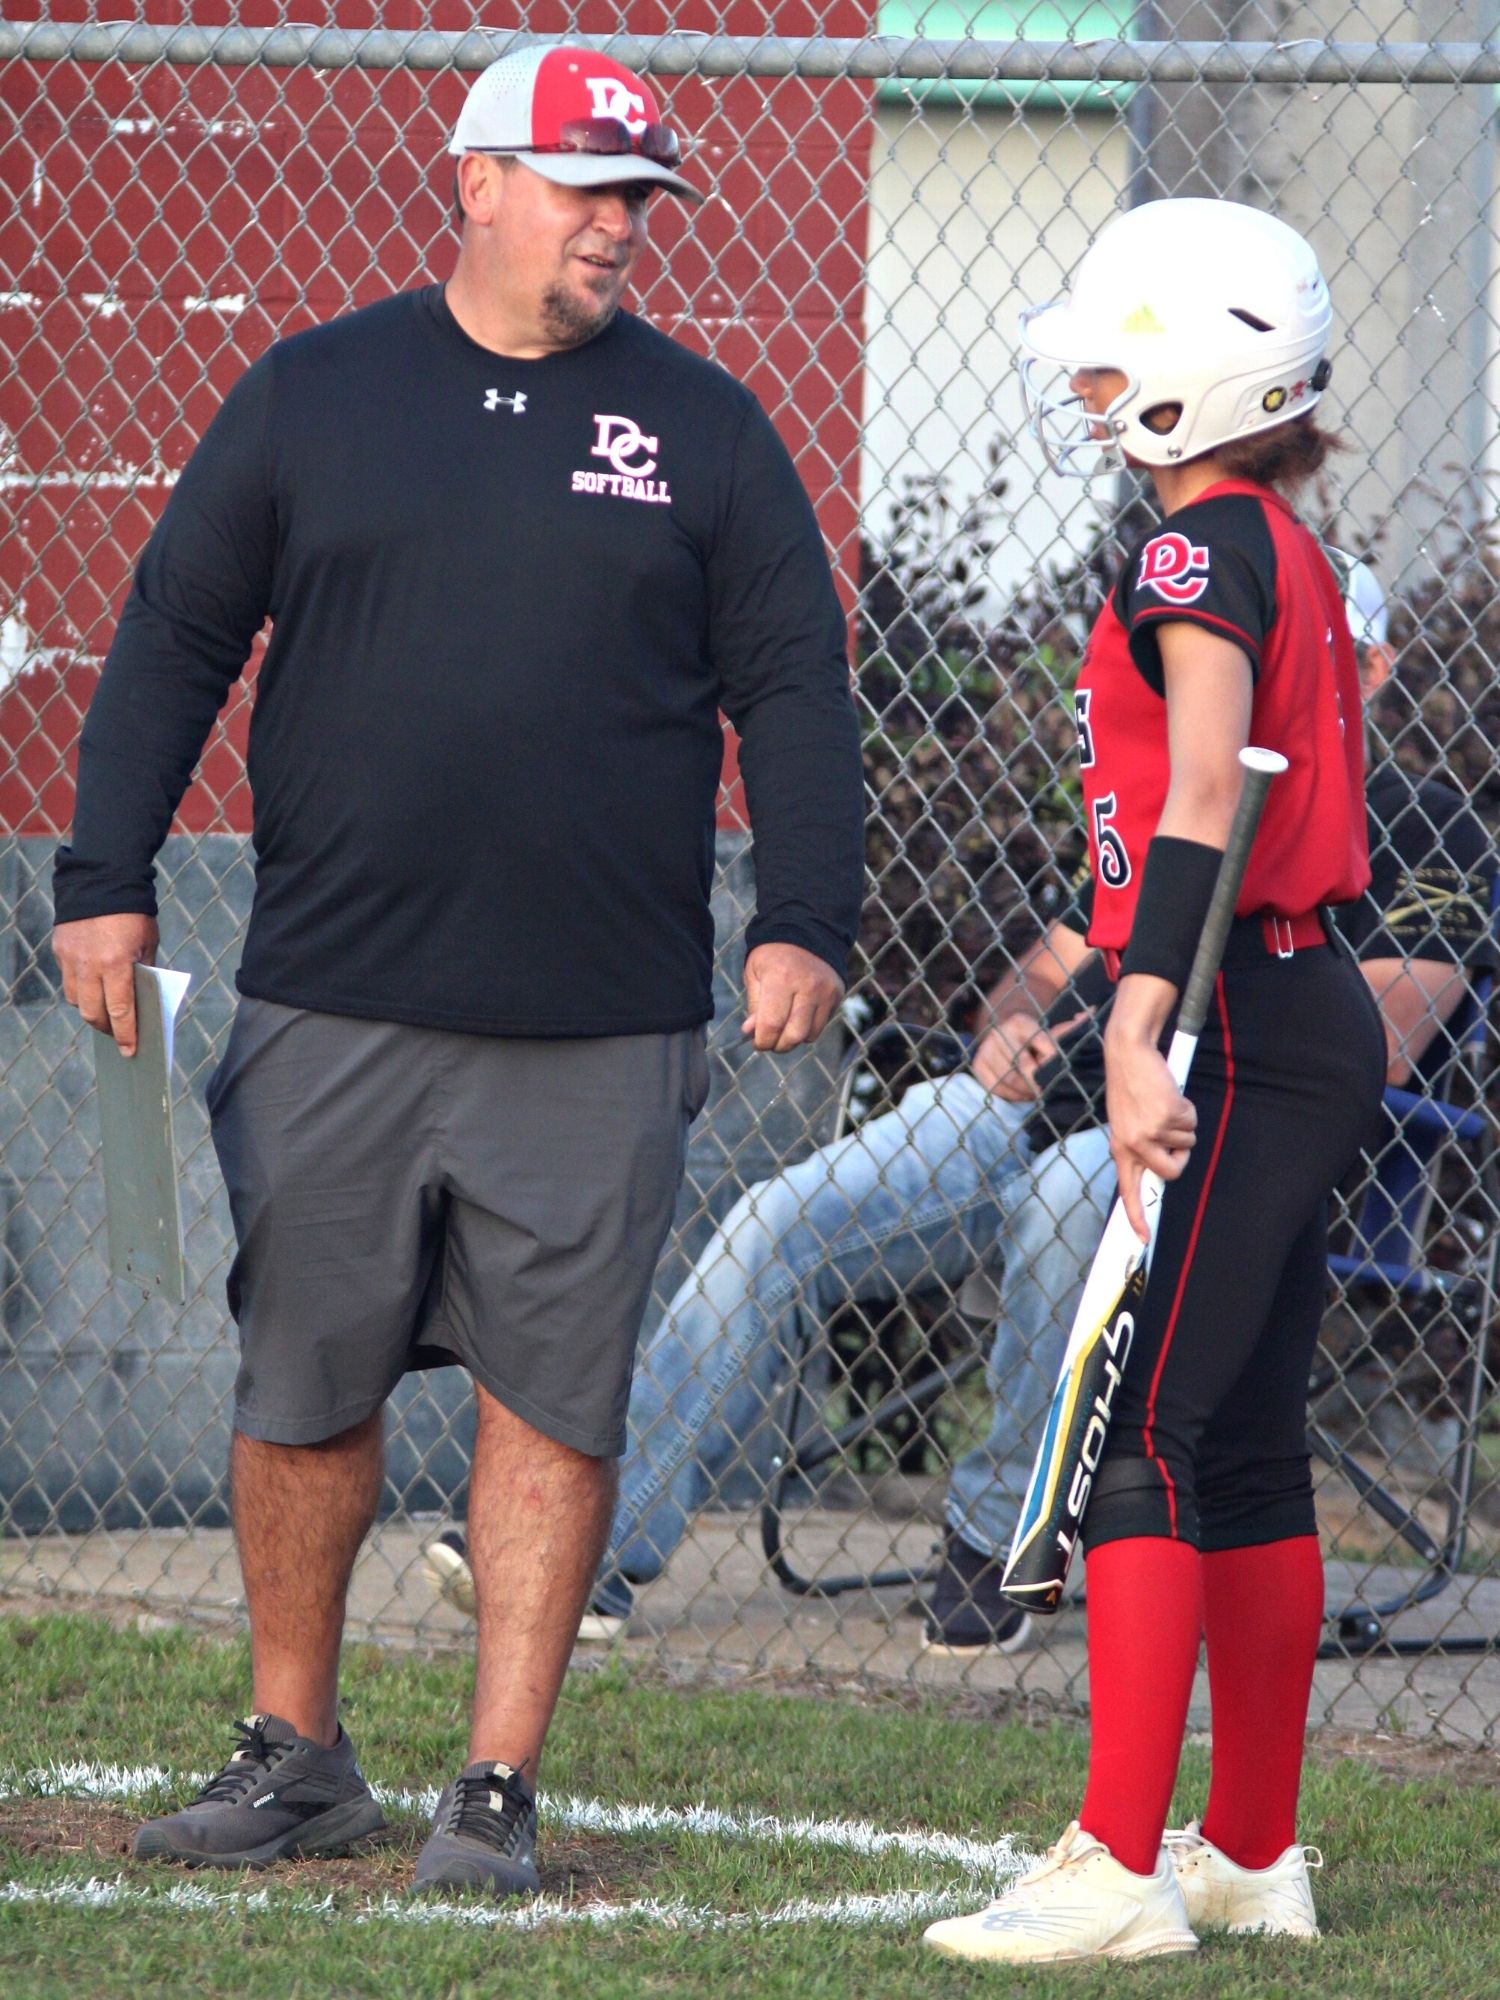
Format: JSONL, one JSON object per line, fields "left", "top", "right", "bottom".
{"left": 1313, "top": 915, "right": 1499, "bottom": 1659}
{"left": 760, "top": 1019, "right": 986, "bottom": 1599}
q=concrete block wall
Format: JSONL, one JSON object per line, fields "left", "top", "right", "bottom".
{"left": 0, "top": 832, "right": 842, "bottom": 1532}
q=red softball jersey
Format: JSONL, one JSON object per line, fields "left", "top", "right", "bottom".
{"left": 1074, "top": 478, "right": 1370, "bottom": 952}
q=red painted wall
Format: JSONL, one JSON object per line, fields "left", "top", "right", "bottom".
{"left": 0, "top": 2, "right": 873, "bottom": 838}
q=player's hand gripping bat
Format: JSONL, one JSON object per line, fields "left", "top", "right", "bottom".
{"left": 1000, "top": 746, "right": 1288, "bottom": 1613}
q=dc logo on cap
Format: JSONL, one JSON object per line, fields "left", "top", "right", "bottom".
{"left": 584, "top": 76, "right": 649, "bottom": 133}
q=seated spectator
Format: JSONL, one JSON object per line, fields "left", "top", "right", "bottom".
{"left": 424, "top": 558, "right": 1494, "bottom": 1652}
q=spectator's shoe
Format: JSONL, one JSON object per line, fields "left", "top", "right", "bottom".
{"left": 412, "top": 1760, "right": 540, "bottom": 1898}
{"left": 422, "top": 1527, "right": 633, "bottom": 1642}
{"left": 922, "top": 1529, "right": 1033, "bottom": 1655}
{"left": 1165, "top": 1822, "right": 1322, "bottom": 1937}
{"left": 576, "top": 1571, "right": 634, "bottom": 1644}
{"left": 132, "top": 1714, "right": 385, "bottom": 1867}
{"left": 923, "top": 1821, "right": 1199, "bottom": 1965}
{"left": 422, "top": 1527, "right": 476, "bottom": 1616}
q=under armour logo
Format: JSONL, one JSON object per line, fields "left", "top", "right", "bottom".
{"left": 484, "top": 390, "right": 527, "bottom": 414}
{"left": 584, "top": 76, "right": 648, "bottom": 133}
{"left": 591, "top": 412, "right": 658, "bottom": 476}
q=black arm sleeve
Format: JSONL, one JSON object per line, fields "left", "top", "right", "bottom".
{"left": 52, "top": 354, "right": 277, "bottom": 922}
{"left": 710, "top": 400, "right": 865, "bottom": 980}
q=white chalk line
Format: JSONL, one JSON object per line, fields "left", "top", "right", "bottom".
{"left": 0, "top": 1761, "right": 1033, "bottom": 1933}
{"left": 0, "top": 1874, "right": 971, "bottom": 1933}
{"left": 4, "top": 1761, "right": 1031, "bottom": 1880}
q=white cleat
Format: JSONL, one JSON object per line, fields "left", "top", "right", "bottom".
{"left": 923, "top": 1821, "right": 1199, "bottom": 1964}
{"left": 1164, "top": 1821, "right": 1322, "bottom": 1937}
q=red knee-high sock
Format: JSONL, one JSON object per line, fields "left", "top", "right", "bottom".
{"left": 1078, "top": 1537, "right": 1203, "bottom": 1877}
{"left": 1199, "top": 1535, "right": 1323, "bottom": 1870}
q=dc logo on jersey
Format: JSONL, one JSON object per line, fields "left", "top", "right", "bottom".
{"left": 1139, "top": 533, "right": 1212, "bottom": 605}
{"left": 572, "top": 413, "right": 672, "bottom": 505}
{"left": 591, "top": 414, "right": 659, "bottom": 476}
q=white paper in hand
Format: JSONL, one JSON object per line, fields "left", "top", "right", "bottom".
{"left": 94, "top": 964, "right": 193, "bottom": 1303}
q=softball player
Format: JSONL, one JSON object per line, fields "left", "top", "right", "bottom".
{"left": 926, "top": 199, "right": 1387, "bottom": 1964}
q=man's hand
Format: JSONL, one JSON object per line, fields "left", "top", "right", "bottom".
{"left": 52, "top": 912, "right": 159, "bottom": 1058}
{"left": 743, "top": 942, "right": 844, "bottom": 1054}
{"left": 972, "top": 1007, "right": 1090, "bottom": 1103}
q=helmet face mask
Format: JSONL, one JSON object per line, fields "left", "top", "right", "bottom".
{"left": 1018, "top": 338, "right": 1136, "bottom": 477}
{"left": 1018, "top": 200, "right": 1334, "bottom": 480}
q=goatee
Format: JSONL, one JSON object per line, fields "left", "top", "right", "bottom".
{"left": 540, "top": 282, "right": 618, "bottom": 350}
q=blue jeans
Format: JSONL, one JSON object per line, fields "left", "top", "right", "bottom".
{"left": 607, "top": 1074, "right": 1036, "bottom": 1585}
{"left": 944, "top": 1124, "right": 1116, "bottom": 1559}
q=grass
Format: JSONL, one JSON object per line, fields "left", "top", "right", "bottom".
{"left": 2, "top": 1611, "right": 1499, "bottom": 1998}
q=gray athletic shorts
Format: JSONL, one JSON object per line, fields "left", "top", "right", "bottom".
{"left": 207, "top": 998, "right": 709, "bottom": 1457}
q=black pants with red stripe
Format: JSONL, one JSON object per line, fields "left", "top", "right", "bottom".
{"left": 1082, "top": 938, "right": 1386, "bottom": 1554}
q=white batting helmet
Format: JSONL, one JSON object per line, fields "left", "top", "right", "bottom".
{"left": 1019, "top": 199, "right": 1334, "bottom": 476}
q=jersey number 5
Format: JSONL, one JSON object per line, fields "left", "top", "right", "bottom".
{"left": 1075, "top": 687, "right": 1096, "bottom": 769}
{"left": 1091, "top": 792, "right": 1132, "bottom": 888}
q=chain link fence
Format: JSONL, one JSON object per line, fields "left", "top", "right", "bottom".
{"left": 3, "top": 10, "right": 1500, "bottom": 1741}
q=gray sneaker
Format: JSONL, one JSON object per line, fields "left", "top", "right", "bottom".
{"left": 132, "top": 1713, "right": 386, "bottom": 1867}
{"left": 412, "top": 1759, "right": 540, "bottom": 1898}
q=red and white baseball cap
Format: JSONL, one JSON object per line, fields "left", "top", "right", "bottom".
{"left": 1328, "top": 549, "right": 1390, "bottom": 651}
{"left": 448, "top": 45, "right": 703, "bottom": 204}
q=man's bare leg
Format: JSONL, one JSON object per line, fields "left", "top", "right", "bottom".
{"left": 468, "top": 1383, "right": 617, "bottom": 1775}
{"left": 232, "top": 1413, "right": 385, "bottom": 1745}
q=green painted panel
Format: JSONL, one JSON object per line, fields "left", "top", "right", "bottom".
{"left": 875, "top": 4, "right": 1135, "bottom": 109}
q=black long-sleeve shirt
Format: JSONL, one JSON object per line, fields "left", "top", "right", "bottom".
{"left": 53, "top": 288, "right": 865, "bottom": 1036}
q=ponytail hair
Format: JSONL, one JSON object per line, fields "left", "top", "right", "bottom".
{"left": 1214, "top": 412, "right": 1345, "bottom": 493}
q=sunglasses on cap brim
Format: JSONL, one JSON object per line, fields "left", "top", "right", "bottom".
{"left": 470, "top": 116, "right": 682, "bottom": 169}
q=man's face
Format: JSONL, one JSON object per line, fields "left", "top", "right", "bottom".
{"left": 474, "top": 159, "right": 650, "bottom": 347}
{"left": 1357, "top": 639, "right": 1395, "bottom": 704}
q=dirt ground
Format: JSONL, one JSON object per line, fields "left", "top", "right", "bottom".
{"left": 0, "top": 1795, "right": 654, "bottom": 1903}
{"left": 1306, "top": 1727, "right": 1500, "bottom": 1791}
